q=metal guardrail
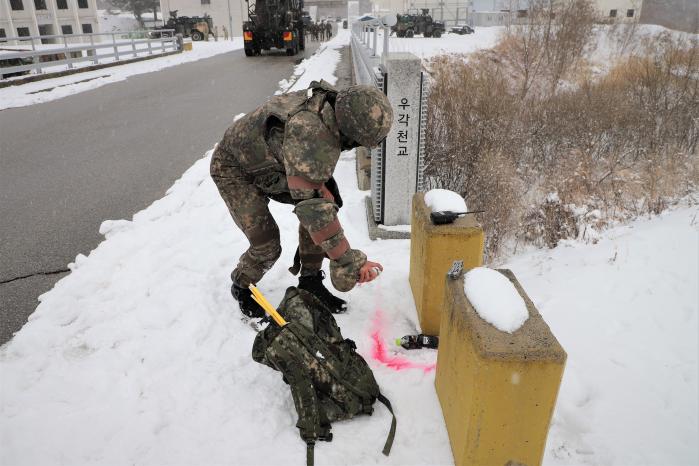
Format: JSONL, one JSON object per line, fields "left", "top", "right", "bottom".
{"left": 351, "top": 18, "right": 391, "bottom": 222}
{"left": 1, "top": 30, "right": 178, "bottom": 78}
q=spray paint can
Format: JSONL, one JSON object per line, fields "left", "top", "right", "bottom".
{"left": 395, "top": 334, "right": 439, "bottom": 350}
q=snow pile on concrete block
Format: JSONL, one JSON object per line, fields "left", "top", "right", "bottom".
{"left": 424, "top": 188, "right": 467, "bottom": 213}
{"left": 463, "top": 267, "right": 528, "bottom": 333}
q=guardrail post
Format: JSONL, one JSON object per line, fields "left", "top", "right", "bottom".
{"left": 383, "top": 25, "right": 390, "bottom": 62}
{"left": 89, "top": 33, "right": 98, "bottom": 64}
{"left": 131, "top": 35, "right": 136, "bottom": 57}
{"left": 175, "top": 33, "right": 184, "bottom": 51}
{"left": 372, "top": 26, "right": 378, "bottom": 57}
{"left": 435, "top": 267, "right": 566, "bottom": 466}
{"left": 63, "top": 35, "right": 73, "bottom": 70}
{"left": 112, "top": 33, "right": 120, "bottom": 61}
{"left": 147, "top": 36, "right": 152, "bottom": 55}
{"left": 30, "top": 40, "right": 42, "bottom": 74}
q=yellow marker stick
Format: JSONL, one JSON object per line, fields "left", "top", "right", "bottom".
{"left": 248, "top": 285, "right": 287, "bottom": 326}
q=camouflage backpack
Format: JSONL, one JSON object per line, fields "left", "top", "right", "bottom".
{"left": 252, "top": 287, "right": 396, "bottom": 466}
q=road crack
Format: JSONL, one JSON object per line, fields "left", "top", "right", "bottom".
{"left": 0, "top": 268, "right": 70, "bottom": 285}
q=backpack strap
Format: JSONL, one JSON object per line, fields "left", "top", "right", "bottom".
{"left": 288, "top": 80, "right": 338, "bottom": 120}
{"left": 377, "top": 393, "right": 397, "bottom": 456}
{"left": 306, "top": 442, "right": 314, "bottom": 466}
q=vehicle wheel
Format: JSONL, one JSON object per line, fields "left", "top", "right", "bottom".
{"left": 286, "top": 47, "right": 294, "bottom": 56}
{"left": 244, "top": 48, "right": 253, "bottom": 57}
{"left": 406, "top": 29, "right": 414, "bottom": 38}
{"left": 424, "top": 31, "right": 432, "bottom": 38}
{"left": 191, "top": 31, "right": 203, "bottom": 41}
{"left": 433, "top": 29, "right": 442, "bottom": 38}
{"left": 396, "top": 30, "right": 404, "bottom": 38}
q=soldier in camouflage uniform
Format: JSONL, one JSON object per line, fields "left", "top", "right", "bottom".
{"left": 210, "top": 81, "right": 393, "bottom": 317}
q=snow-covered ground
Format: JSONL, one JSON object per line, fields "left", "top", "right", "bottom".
{"left": 0, "top": 39, "right": 243, "bottom": 111}
{"left": 586, "top": 24, "right": 699, "bottom": 74}
{"left": 2, "top": 27, "right": 698, "bottom": 466}
{"left": 97, "top": 10, "right": 163, "bottom": 32}
{"left": 361, "top": 27, "right": 502, "bottom": 59}
{"left": 508, "top": 207, "right": 698, "bottom": 465}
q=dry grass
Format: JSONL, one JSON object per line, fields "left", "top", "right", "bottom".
{"left": 424, "top": 4, "right": 698, "bottom": 259}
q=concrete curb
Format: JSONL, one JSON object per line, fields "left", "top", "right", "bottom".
{"left": 0, "top": 50, "right": 182, "bottom": 89}
{"left": 364, "top": 197, "right": 411, "bottom": 240}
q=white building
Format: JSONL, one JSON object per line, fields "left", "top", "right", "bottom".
{"left": 1, "top": 0, "right": 100, "bottom": 43}
{"left": 594, "top": 0, "right": 643, "bottom": 22}
{"left": 159, "top": 0, "right": 246, "bottom": 37}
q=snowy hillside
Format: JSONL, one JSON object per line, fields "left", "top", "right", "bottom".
{"left": 2, "top": 28, "right": 697, "bottom": 466}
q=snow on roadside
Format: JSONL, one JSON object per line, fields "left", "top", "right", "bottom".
{"left": 278, "top": 40, "right": 344, "bottom": 92}
{"left": 0, "top": 39, "right": 243, "bottom": 111}
{"left": 369, "top": 27, "right": 503, "bottom": 59}
{"left": 506, "top": 207, "right": 699, "bottom": 466}
{"left": 1, "top": 25, "right": 697, "bottom": 466}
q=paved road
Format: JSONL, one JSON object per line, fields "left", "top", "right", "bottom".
{"left": 0, "top": 43, "right": 320, "bottom": 345}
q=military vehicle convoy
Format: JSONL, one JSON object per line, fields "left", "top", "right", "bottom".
{"left": 150, "top": 11, "right": 213, "bottom": 41}
{"left": 243, "top": 0, "right": 305, "bottom": 56}
{"left": 391, "top": 9, "right": 445, "bottom": 38}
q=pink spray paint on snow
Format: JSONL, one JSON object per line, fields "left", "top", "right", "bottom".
{"left": 369, "top": 307, "right": 436, "bottom": 373}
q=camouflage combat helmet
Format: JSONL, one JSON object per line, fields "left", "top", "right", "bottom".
{"left": 335, "top": 85, "right": 393, "bottom": 148}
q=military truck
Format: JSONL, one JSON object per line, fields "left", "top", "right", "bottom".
{"left": 150, "top": 11, "right": 213, "bottom": 41}
{"left": 392, "top": 9, "right": 445, "bottom": 38}
{"left": 243, "top": 0, "right": 305, "bottom": 56}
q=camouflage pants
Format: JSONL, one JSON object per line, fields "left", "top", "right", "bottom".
{"left": 210, "top": 150, "right": 326, "bottom": 288}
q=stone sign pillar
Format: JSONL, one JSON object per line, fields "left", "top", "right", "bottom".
{"left": 379, "top": 52, "right": 422, "bottom": 226}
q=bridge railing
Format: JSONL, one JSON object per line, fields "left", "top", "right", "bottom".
{"left": 1, "top": 30, "right": 178, "bottom": 79}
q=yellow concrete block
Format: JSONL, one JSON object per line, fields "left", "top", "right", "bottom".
{"left": 409, "top": 192, "right": 484, "bottom": 335}
{"left": 435, "top": 269, "right": 566, "bottom": 466}
{"left": 183, "top": 42, "right": 193, "bottom": 51}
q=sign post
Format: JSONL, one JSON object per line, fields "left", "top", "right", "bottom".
{"left": 380, "top": 52, "right": 422, "bottom": 226}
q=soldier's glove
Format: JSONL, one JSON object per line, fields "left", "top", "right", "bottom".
{"left": 330, "top": 249, "right": 367, "bottom": 292}
{"left": 294, "top": 196, "right": 367, "bottom": 291}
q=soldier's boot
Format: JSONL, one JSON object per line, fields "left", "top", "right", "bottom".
{"left": 231, "top": 282, "right": 266, "bottom": 318}
{"left": 298, "top": 270, "right": 348, "bottom": 314}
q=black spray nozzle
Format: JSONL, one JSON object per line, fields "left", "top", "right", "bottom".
{"left": 430, "top": 210, "right": 485, "bottom": 225}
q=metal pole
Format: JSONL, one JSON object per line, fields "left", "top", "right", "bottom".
{"left": 147, "top": 35, "right": 152, "bottom": 55}
{"left": 383, "top": 25, "right": 389, "bottom": 61}
{"left": 89, "top": 33, "right": 97, "bottom": 64}
{"left": 31, "top": 39, "right": 42, "bottom": 74}
{"left": 63, "top": 35, "right": 73, "bottom": 69}
{"left": 372, "top": 25, "right": 377, "bottom": 57}
{"left": 227, "top": 0, "right": 233, "bottom": 42}
{"left": 131, "top": 35, "right": 137, "bottom": 57}
{"left": 112, "top": 33, "right": 120, "bottom": 61}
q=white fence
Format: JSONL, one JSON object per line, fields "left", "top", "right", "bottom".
{"left": 0, "top": 30, "right": 179, "bottom": 78}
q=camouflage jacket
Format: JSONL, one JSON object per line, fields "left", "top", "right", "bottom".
{"left": 214, "top": 80, "right": 342, "bottom": 198}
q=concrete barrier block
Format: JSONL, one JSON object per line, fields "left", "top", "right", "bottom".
{"left": 435, "top": 269, "right": 566, "bottom": 466}
{"left": 409, "top": 192, "right": 484, "bottom": 335}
